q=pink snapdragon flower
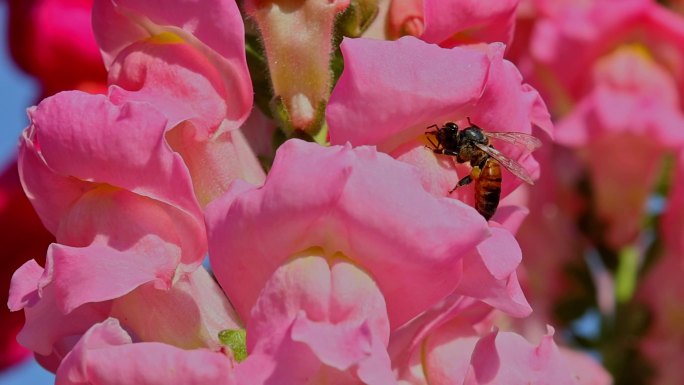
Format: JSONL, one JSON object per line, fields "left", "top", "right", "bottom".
{"left": 555, "top": 46, "right": 684, "bottom": 248}
{"left": 327, "top": 36, "right": 552, "bottom": 224}
{"left": 206, "top": 139, "right": 497, "bottom": 382}
{"left": 13, "top": 99, "right": 247, "bottom": 366}
{"left": 207, "top": 139, "right": 490, "bottom": 328}
{"left": 11, "top": 0, "right": 261, "bottom": 364}
{"left": 18, "top": 93, "right": 207, "bottom": 308}
{"left": 528, "top": 0, "right": 684, "bottom": 113}
{"left": 386, "top": 0, "right": 519, "bottom": 48}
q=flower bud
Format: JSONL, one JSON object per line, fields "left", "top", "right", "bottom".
{"left": 245, "top": 0, "right": 350, "bottom": 135}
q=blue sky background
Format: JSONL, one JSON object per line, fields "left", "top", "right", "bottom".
{"left": 0, "top": 2, "right": 56, "bottom": 383}
{"left": 0, "top": 2, "right": 36, "bottom": 163}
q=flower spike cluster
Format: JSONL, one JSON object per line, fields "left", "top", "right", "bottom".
{"left": 4, "top": 0, "right": 621, "bottom": 384}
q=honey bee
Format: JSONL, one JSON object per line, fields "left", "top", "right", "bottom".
{"left": 425, "top": 117, "right": 541, "bottom": 220}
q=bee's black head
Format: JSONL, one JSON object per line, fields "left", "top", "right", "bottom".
{"left": 443, "top": 122, "right": 459, "bottom": 133}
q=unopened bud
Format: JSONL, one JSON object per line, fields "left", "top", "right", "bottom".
{"left": 245, "top": 0, "right": 350, "bottom": 136}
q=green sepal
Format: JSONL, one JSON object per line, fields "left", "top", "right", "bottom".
{"left": 218, "top": 329, "right": 248, "bottom": 362}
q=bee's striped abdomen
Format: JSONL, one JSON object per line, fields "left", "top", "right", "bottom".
{"left": 474, "top": 158, "right": 502, "bottom": 220}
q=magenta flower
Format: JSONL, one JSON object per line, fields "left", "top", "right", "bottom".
{"left": 7, "top": 0, "right": 107, "bottom": 96}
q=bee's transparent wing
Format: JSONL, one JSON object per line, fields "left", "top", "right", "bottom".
{"left": 474, "top": 143, "right": 535, "bottom": 185}
{"left": 485, "top": 132, "right": 542, "bottom": 152}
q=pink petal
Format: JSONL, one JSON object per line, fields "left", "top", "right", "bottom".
{"left": 92, "top": 0, "right": 252, "bottom": 128}
{"left": 421, "top": 322, "right": 481, "bottom": 385}
{"left": 55, "top": 319, "right": 236, "bottom": 385}
{"left": 43, "top": 238, "right": 179, "bottom": 314}
{"left": 8, "top": 260, "right": 44, "bottom": 312}
{"left": 207, "top": 139, "right": 489, "bottom": 328}
{"left": 456, "top": 228, "right": 531, "bottom": 317}
{"left": 464, "top": 327, "right": 579, "bottom": 385}
{"left": 165, "top": 121, "right": 266, "bottom": 206}
{"left": 238, "top": 256, "right": 394, "bottom": 385}
{"left": 9, "top": 261, "right": 110, "bottom": 361}
{"left": 110, "top": 267, "right": 241, "bottom": 350}
{"left": 17, "top": 123, "right": 91, "bottom": 235}
{"left": 556, "top": 47, "right": 684, "bottom": 147}
{"left": 327, "top": 36, "right": 489, "bottom": 147}
{"left": 328, "top": 37, "right": 552, "bottom": 147}
{"left": 108, "top": 42, "right": 228, "bottom": 135}
{"left": 106, "top": 37, "right": 265, "bottom": 205}
{"left": 560, "top": 348, "right": 612, "bottom": 385}
{"left": 490, "top": 203, "right": 530, "bottom": 234}
{"left": 554, "top": 49, "right": 684, "bottom": 247}
{"left": 422, "top": 0, "right": 518, "bottom": 48}
{"left": 530, "top": 0, "right": 684, "bottom": 103}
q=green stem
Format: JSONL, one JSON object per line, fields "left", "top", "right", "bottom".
{"left": 615, "top": 246, "right": 639, "bottom": 303}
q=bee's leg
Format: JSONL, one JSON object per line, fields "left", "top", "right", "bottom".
{"left": 448, "top": 164, "right": 483, "bottom": 194}
{"left": 466, "top": 116, "right": 480, "bottom": 129}
{"left": 448, "top": 174, "right": 473, "bottom": 194}
{"left": 470, "top": 166, "right": 482, "bottom": 180}
{"left": 425, "top": 134, "right": 440, "bottom": 150}
{"left": 425, "top": 140, "right": 459, "bottom": 157}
